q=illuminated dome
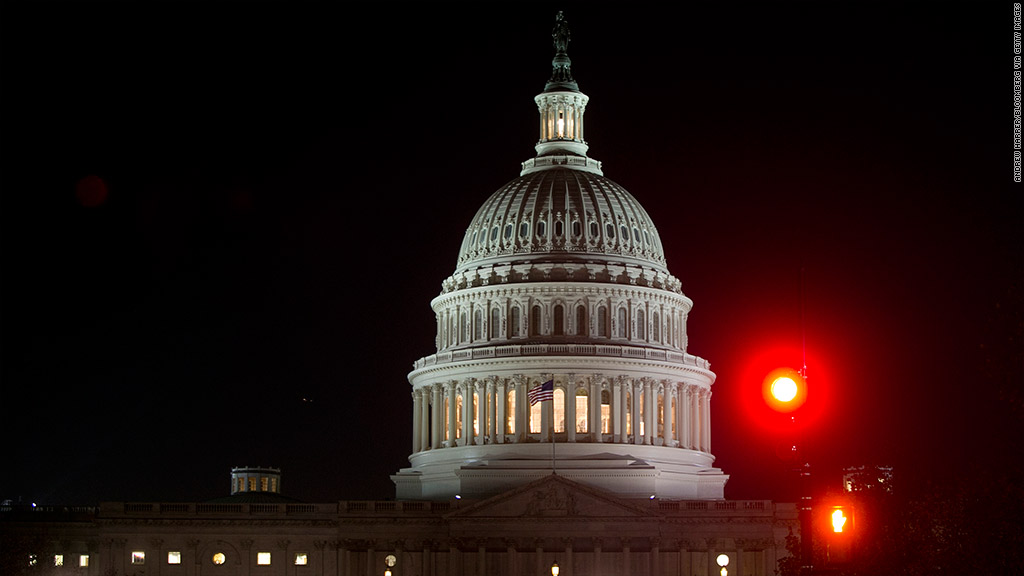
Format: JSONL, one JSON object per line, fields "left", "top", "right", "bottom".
{"left": 451, "top": 168, "right": 679, "bottom": 293}
{"left": 393, "top": 12, "right": 727, "bottom": 502}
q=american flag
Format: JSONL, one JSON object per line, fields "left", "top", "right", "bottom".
{"left": 528, "top": 379, "right": 554, "bottom": 405}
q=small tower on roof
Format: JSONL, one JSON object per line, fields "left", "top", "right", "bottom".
{"left": 530, "top": 11, "right": 595, "bottom": 163}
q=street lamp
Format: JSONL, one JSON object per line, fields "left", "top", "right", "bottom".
{"left": 551, "top": 561, "right": 559, "bottom": 576}
{"left": 763, "top": 366, "right": 812, "bottom": 576}
{"left": 716, "top": 553, "right": 729, "bottom": 576}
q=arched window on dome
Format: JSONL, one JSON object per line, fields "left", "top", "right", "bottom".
{"left": 657, "top": 393, "right": 665, "bottom": 438}
{"left": 519, "top": 221, "right": 530, "bottom": 239}
{"left": 473, "top": 392, "right": 480, "bottom": 437}
{"left": 633, "top": 226, "right": 641, "bottom": 244}
{"left": 473, "top": 310, "right": 483, "bottom": 341}
{"left": 625, "top": 390, "right": 632, "bottom": 435}
{"left": 503, "top": 223, "right": 514, "bottom": 241}
{"left": 597, "top": 306, "right": 608, "bottom": 337}
{"left": 553, "top": 304, "right": 564, "bottom": 336}
{"left": 490, "top": 307, "right": 501, "bottom": 340}
{"left": 605, "top": 222, "right": 615, "bottom": 239}
{"left": 506, "top": 389, "right": 516, "bottom": 435}
{"left": 459, "top": 312, "right": 468, "bottom": 342}
{"left": 572, "top": 220, "right": 582, "bottom": 238}
{"left": 589, "top": 220, "right": 599, "bottom": 238}
{"left": 575, "top": 387, "right": 588, "bottom": 433}
{"left": 637, "top": 308, "right": 646, "bottom": 341}
{"left": 616, "top": 307, "right": 628, "bottom": 338}
{"left": 652, "top": 311, "right": 661, "bottom": 342}
{"left": 530, "top": 305, "right": 542, "bottom": 337}
{"left": 510, "top": 305, "right": 521, "bottom": 338}
{"left": 670, "top": 392, "right": 677, "bottom": 439}
{"left": 554, "top": 219, "right": 564, "bottom": 238}
{"left": 530, "top": 395, "right": 542, "bottom": 434}
{"left": 553, "top": 388, "right": 565, "bottom": 433}
{"left": 443, "top": 397, "right": 450, "bottom": 441}
{"left": 575, "top": 305, "right": 587, "bottom": 336}
{"left": 536, "top": 220, "right": 547, "bottom": 239}
{"left": 601, "top": 389, "right": 611, "bottom": 433}
{"left": 619, "top": 224, "right": 629, "bottom": 245}
{"left": 455, "top": 394, "right": 463, "bottom": 440}
{"left": 491, "top": 225, "right": 499, "bottom": 243}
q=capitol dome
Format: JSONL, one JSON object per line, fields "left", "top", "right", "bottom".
{"left": 392, "top": 12, "right": 727, "bottom": 502}
{"left": 451, "top": 167, "right": 681, "bottom": 294}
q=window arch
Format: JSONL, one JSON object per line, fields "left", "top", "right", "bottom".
{"left": 597, "top": 306, "right": 608, "bottom": 337}
{"left": 506, "top": 389, "right": 516, "bottom": 434}
{"left": 616, "top": 307, "right": 627, "bottom": 338}
{"left": 553, "top": 304, "right": 564, "bottom": 335}
{"left": 473, "top": 309, "right": 483, "bottom": 341}
{"left": 490, "top": 307, "right": 501, "bottom": 339}
{"left": 455, "top": 394, "right": 464, "bottom": 439}
{"left": 554, "top": 388, "right": 566, "bottom": 433}
{"left": 637, "top": 308, "right": 646, "bottom": 341}
{"left": 652, "top": 311, "right": 660, "bottom": 342}
{"left": 530, "top": 305, "right": 543, "bottom": 337}
{"left": 600, "top": 389, "right": 611, "bottom": 433}
{"left": 459, "top": 311, "right": 468, "bottom": 342}
{"left": 575, "top": 388, "right": 588, "bottom": 433}
{"left": 510, "top": 305, "right": 521, "bottom": 338}
{"left": 530, "top": 395, "right": 542, "bottom": 434}
{"left": 575, "top": 305, "right": 587, "bottom": 336}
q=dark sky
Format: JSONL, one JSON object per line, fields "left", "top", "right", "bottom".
{"left": 1, "top": 2, "right": 1020, "bottom": 505}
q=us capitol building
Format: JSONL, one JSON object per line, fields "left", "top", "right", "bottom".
{"left": 1, "top": 13, "right": 798, "bottom": 576}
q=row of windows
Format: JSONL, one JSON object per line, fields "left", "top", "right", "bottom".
{"left": 442, "top": 302, "right": 682, "bottom": 346}
{"left": 114, "top": 550, "right": 308, "bottom": 566}
{"left": 469, "top": 215, "right": 655, "bottom": 250}
{"left": 440, "top": 386, "right": 678, "bottom": 439}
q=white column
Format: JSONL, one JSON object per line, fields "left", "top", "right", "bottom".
{"left": 689, "top": 385, "right": 699, "bottom": 450}
{"left": 487, "top": 380, "right": 497, "bottom": 444}
{"left": 516, "top": 378, "right": 526, "bottom": 443}
{"left": 662, "top": 380, "right": 672, "bottom": 447}
{"left": 496, "top": 379, "right": 506, "bottom": 444}
{"left": 592, "top": 378, "right": 602, "bottom": 443}
{"left": 477, "top": 380, "right": 487, "bottom": 445}
{"left": 612, "top": 378, "right": 623, "bottom": 443}
{"left": 412, "top": 389, "right": 422, "bottom": 454}
{"left": 566, "top": 379, "right": 576, "bottom": 442}
{"left": 462, "top": 380, "right": 473, "bottom": 446}
{"left": 432, "top": 384, "right": 443, "bottom": 449}
{"left": 643, "top": 378, "right": 654, "bottom": 445}
{"left": 675, "top": 384, "right": 685, "bottom": 448}
{"left": 447, "top": 382, "right": 457, "bottom": 448}
{"left": 421, "top": 388, "right": 431, "bottom": 452}
{"left": 633, "top": 380, "right": 643, "bottom": 445}
{"left": 702, "top": 389, "right": 712, "bottom": 453}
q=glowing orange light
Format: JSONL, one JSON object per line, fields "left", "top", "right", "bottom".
{"left": 771, "top": 376, "right": 798, "bottom": 402}
{"left": 832, "top": 508, "right": 848, "bottom": 533}
{"left": 762, "top": 367, "right": 806, "bottom": 413}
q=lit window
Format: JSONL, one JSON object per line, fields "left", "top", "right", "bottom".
{"left": 249, "top": 478, "right": 257, "bottom": 491}
{"left": 553, "top": 388, "right": 565, "bottom": 433}
{"left": 506, "top": 389, "right": 516, "bottom": 434}
{"left": 530, "top": 396, "right": 542, "bottom": 433}
{"left": 257, "top": 552, "right": 271, "bottom": 565}
{"left": 80, "top": 555, "right": 90, "bottom": 568}
{"left": 212, "top": 553, "right": 226, "bottom": 565}
{"left": 54, "top": 554, "right": 64, "bottom": 567}
{"left": 295, "top": 553, "right": 308, "bottom": 566}
{"left": 132, "top": 551, "right": 146, "bottom": 565}
{"left": 261, "top": 477, "right": 269, "bottom": 491}
{"left": 28, "top": 554, "right": 38, "bottom": 566}
{"left": 168, "top": 551, "right": 181, "bottom": 564}
{"left": 575, "top": 389, "right": 589, "bottom": 433}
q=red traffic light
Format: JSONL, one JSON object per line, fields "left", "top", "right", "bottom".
{"left": 762, "top": 367, "right": 807, "bottom": 413}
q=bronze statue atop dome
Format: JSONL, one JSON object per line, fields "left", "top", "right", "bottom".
{"left": 553, "top": 11, "right": 571, "bottom": 54}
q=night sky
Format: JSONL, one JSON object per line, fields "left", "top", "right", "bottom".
{"left": 1, "top": 2, "right": 1019, "bottom": 506}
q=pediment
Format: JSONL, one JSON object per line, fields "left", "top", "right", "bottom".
{"left": 447, "top": 474, "right": 655, "bottom": 519}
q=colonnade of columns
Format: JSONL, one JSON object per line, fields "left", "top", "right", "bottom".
{"left": 324, "top": 537, "right": 771, "bottom": 576}
{"left": 411, "top": 374, "right": 711, "bottom": 456}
